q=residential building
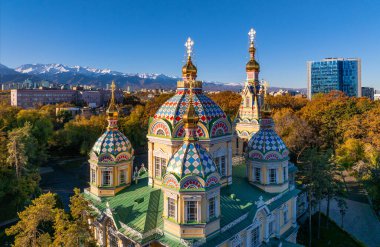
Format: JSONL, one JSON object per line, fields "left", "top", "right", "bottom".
{"left": 307, "top": 58, "right": 361, "bottom": 99}
{"left": 11, "top": 89, "right": 77, "bottom": 108}
{"left": 375, "top": 90, "right": 380, "bottom": 101}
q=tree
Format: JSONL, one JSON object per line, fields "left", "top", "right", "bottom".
{"left": 6, "top": 192, "right": 58, "bottom": 247}
{"left": 53, "top": 188, "right": 95, "bottom": 247}
{"left": 298, "top": 148, "right": 331, "bottom": 246}
{"left": 7, "top": 122, "right": 37, "bottom": 178}
{"left": 272, "top": 108, "right": 316, "bottom": 162}
{"left": 6, "top": 190, "right": 96, "bottom": 247}
{"left": 336, "top": 198, "right": 348, "bottom": 228}
{"left": 207, "top": 91, "right": 241, "bottom": 120}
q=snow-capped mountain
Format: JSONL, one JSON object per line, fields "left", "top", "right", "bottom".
{"left": 1, "top": 63, "right": 245, "bottom": 91}
{"left": 14, "top": 63, "right": 175, "bottom": 80}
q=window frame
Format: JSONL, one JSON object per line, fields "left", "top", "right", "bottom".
{"left": 167, "top": 197, "right": 176, "bottom": 219}
{"left": 208, "top": 196, "right": 216, "bottom": 219}
{"left": 186, "top": 201, "right": 198, "bottom": 223}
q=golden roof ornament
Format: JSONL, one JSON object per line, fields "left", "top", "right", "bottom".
{"left": 246, "top": 28, "right": 260, "bottom": 72}
{"left": 107, "top": 81, "right": 119, "bottom": 124}
{"left": 182, "top": 37, "right": 197, "bottom": 80}
{"left": 183, "top": 83, "right": 199, "bottom": 141}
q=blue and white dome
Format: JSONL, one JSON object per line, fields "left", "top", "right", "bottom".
{"left": 92, "top": 130, "right": 133, "bottom": 156}
{"left": 247, "top": 115, "right": 289, "bottom": 161}
{"left": 166, "top": 142, "right": 217, "bottom": 179}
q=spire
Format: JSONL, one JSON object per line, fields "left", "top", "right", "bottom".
{"left": 107, "top": 81, "right": 119, "bottom": 130}
{"left": 246, "top": 28, "right": 260, "bottom": 75}
{"left": 182, "top": 83, "right": 199, "bottom": 141}
{"left": 182, "top": 37, "right": 197, "bottom": 81}
{"left": 260, "top": 81, "right": 272, "bottom": 120}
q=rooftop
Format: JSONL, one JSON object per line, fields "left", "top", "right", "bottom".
{"left": 85, "top": 165, "right": 300, "bottom": 246}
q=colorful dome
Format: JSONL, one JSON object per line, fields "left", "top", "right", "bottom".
{"left": 92, "top": 130, "right": 133, "bottom": 156}
{"left": 152, "top": 89, "right": 230, "bottom": 137}
{"left": 166, "top": 142, "right": 217, "bottom": 179}
{"left": 247, "top": 118, "right": 289, "bottom": 161}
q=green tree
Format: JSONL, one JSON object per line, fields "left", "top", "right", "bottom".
{"left": 7, "top": 122, "right": 37, "bottom": 178}
{"left": 6, "top": 192, "right": 57, "bottom": 247}
{"left": 53, "top": 188, "right": 95, "bottom": 247}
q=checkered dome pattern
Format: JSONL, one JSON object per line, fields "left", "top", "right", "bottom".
{"left": 92, "top": 130, "right": 133, "bottom": 156}
{"left": 248, "top": 128, "right": 287, "bottom": 155}
{"left": 166, "top": 142, "right": 217, "bottom": 179}
{"left": 153, "top": 89, "right": 226, "bottom": 128}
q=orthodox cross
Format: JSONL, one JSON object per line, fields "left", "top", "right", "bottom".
{"left": 185, "top": 37, "right": 194, "bottom": 58}
{"left": 248, "top": 28, "right": 256, "bottom": 43}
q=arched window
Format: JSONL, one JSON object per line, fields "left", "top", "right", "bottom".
{"left": 245, "top": 97, "right": 250, "bottom": 107}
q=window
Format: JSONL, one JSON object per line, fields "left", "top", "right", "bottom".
{"left": 120, "top": 169, "right": 126, "bottom": 184}
{"left": 154, "top": 157, "right": 166, "bottom": 178}
{"left": 268, "top": 221, "right": 274, "bottom": 236}
{"left": 251, "top": 226, "right": 260, "bottom": 247}
{"left": 102, "top": 170, "right": 111, "bottom": 186}
{"left": 283, "top": 167, "right": 287, "bottom": 182}
{"left": 186, "top": 201, "right": 197, "bottom": 222}
{"left": 168, "top": 198, "right": 176, "bottom": 218}
{"left": 209, "top": 197, "right": 216, "bottom": 219}
{"left": 283, "top": 209, "right": 288, "bottom": 225}
{"left": 269, "top": 169, "right": 276, "bottom": 184}
{"left": 214, "top": 156, "right": 226, "bottom": 177}
{"left": 254, "top": 167, "right": 261, "bottom": 182}
{"left": 91, "top": 168, "right": 96, "bottom": 184}
{"left": 246, "top": 98, "right": 250, "bottom": 107}
{"left": 221, "top": 156, "right": 226, "bottom": 176}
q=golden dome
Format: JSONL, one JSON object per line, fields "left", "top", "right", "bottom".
{"left": 246, "top": 45, "right": 260, "bottom": 72}
{"left": 182, "top": 56, "right": 197, "bottom": 80}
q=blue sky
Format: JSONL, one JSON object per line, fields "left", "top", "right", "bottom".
{"left": 1, "top": 0, "right": 379, "bottom": 88}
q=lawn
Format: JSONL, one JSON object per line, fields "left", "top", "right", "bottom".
{"left": 297, "top": 213, "right": 365, "bottom": 247}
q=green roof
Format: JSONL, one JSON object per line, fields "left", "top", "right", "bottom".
{"left": 86, "top": 165, "right": 301, "bottom": 246}
{"left": 219, "top": 165, "right": 275, "bottom": 227}
{"left": 85, "top": 175, "right": 163, "bottom": 239}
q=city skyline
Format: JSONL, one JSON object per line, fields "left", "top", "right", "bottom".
{"left": 1, "top": 0, "right": 380, "bottom": 88}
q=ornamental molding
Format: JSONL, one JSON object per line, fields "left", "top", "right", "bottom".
{"left": 153, "top": 148, "right": 170, "bottom": 159}
{"left": 221, "top": 212, "right": 248, "bottom": 233}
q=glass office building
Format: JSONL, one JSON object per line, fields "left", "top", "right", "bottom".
{"left": 307, "top": 58, "right": 361, "bottom": 99}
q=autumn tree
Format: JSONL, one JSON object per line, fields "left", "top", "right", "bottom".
{"left": 272, "top": 108, "right": 315, "bottom": 162}
{"left": 207, "top": 91, "right": 241, "bottom": 120}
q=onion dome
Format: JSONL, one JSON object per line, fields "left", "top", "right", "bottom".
{"left": 247, "top": 88, "right": 288, "bottom": 161}
{"left": 246, "top": 28, "right": 260, "bottom": 72}
{"left": 151, "top": 37, "right": 230, "bottom": 138}
{"left": 166, "top": 90, "right": 218, "bottom": 180}
{"left": 91, "top": 81, "right": 134, "bottom": 157}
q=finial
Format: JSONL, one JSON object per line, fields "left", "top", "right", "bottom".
{"left": 182, "top": 37, "right": 197, "bottom": 80}
{"left": 185, "top": 37, "right": 194, "bottom": 58}
{"left": 110, "top": 80, "right": 116, "bottom": 104}
{"left": 248, "top": 28, "right": 256, "bottom": 44}
{"left": 262, "top": 80, "right": 269, "bottom": 97}
{"left": 107, "top": 81, "right": 118, "bottom": 129}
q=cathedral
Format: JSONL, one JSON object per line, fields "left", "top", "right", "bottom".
{"left": 84, "top": 29, "right": 302, "bottom": 247}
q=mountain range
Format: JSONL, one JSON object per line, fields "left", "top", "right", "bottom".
{"left": 0, "top": 63, "right": 306, "bottom": 93}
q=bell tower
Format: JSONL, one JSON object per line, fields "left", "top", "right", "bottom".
{"left": 233, "top": 28, "right": 263, "bottom": 156}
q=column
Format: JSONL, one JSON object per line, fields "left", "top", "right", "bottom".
{"left": 227, "top": 141, "right": 233, "bottom": 185}
{"left": 264, "top": 220, "right": 269, "bottom": 243}
{"left": 148, "top": 142, "right": 153, "bottom": 186}
{"left": 292, "top": 196, "right": 298, "bottom": 227}
{"left": 275, "top": 211, "right": 280, "bottom": 238}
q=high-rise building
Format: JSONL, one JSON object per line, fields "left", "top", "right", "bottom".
{"left": 362, "top": 87, "right": 375, "bottom": 101}
{"left": 307, "top": 58, "right": 362, "bottom": 99}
